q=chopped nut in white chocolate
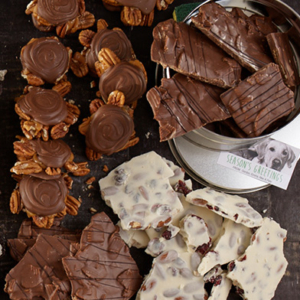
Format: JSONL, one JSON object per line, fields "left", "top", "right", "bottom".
{"left": 186, "top": 188, "right": 263, "bottom": 228}
{"left": 179, "top": 214, "right": 211, "bottom": 254}
{"left": 163, "top": 158, "right": 185, "bottom": 187}
{"left": 198, "top": 219, "right": 252, "bottom": 276}
{"left": 137, "top": 249, "right": 208, "bottom": 300}
{"left": 99, "top": 151, "right": 183, "bottom": 230}
{"left": 208, "top": 273, "right": 232, "bottom": 300}
{"left": 227, "top": 218, "right": 288, "bottom": 300}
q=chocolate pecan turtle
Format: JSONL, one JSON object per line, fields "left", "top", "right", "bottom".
{"left": 15, "top": 86, "right": 80, "bottom": 140}
{"left": 71, "top": 19, "right": 135, "bottom": 77}
{"left": 11, "top": 137, "right": 90, "bottom": 177}
{"left": 25, "top": 0, "right": 95, "bottom": 38}
{"left": 20, "top": 36, "right": 72, "bottom": 86}
{"left": 79, "top": 98, "right": 139, "bottom": 161}
{"left": 10, "top": 172, "right": 81, "bottom": 228}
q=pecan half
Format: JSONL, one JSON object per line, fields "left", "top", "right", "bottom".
{"left": 41, "top": 125, "right": 50, "bottom": 141}
{"left": 79, "top": 29, "right": 95, "bottom": 47}
{"left": 50, "top": 122, "right": 69, "bottom": 139}
{"left": 86, "top": 147, "right": 102, "bottom": 161}
{"left": 78, "top": 117, "right": 91, "bottom": 135}
{"left": 107, "top": 90, "right": 125, "bottom": 107}
{"left": 70, "top": 52, "right": 88, "bottom": 78}
{"left": 156, "top": 0, "right": 174, "bottom": 10}
{"left": 96, "top": 48, "right": 121, "bottom": 77}
{"left": 10, "top": 160, "right": 43, "bottom": 175}
{"left": 21, "top": 120, "right": 43, "bottom": 140}
{"left": 63, "top": 174, "right": 73, "bottom": 190}
{"left": 45, "top": 167, "right": 61, "bottom": 176}
{"left": 25, "top": 0, "right": 37, "bottom": 14}
{"left": 78, "top": 11, "right": 95, "bottom": 30}
{"left": 64, "top": 161, "right": 78, "bottom": 173}
{"left": 52, "top": 81, "right": 72, "bottom": 97}
{"left": 72, "top": 162, "right": 90, "bottom": 176}
{"left": 121, "top": 6, "right": 142, "bottom": 26}
{"left": 15, "top": 103, "right": 31, "bottom": 121}
{"left": 64, "top": 102, "right": 80, "bottom": 125}
{"left": 23, "top": 72, "right": 45, "bottom": 86}
{"left": 89, "top": 99, "right": 104, "bottom": 114}
{"left": 10, "top": 190, "right": 22, "bottom": 214}
{"left": 97, "top": 19, "right": 108, "bottom": 31}
{"left": 65, "top": 195, "right": 82, "bottom": 216}
{"left": 140, "top": 10, "right": 155, "bottom": 26}
{"left": 13, "top": 140, "right": 35, "bottom": 158}
{"left": 32, "top": 215, "right": 55, "bottom": 228}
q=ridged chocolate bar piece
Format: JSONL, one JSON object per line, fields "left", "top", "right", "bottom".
{"left": 151, "top": 19, "right": 242, "bottom": 89}
{"left": 147, "top": 73, "right": 230, "bottom": 141}
{"left": 192, "top": 3, "right": 273, "bottom": 72}
{"left": 220, "top": 63, "right": 295, "bottom": 137}
{"left": 267, "top": 32, "right": 300, "bottom": 88}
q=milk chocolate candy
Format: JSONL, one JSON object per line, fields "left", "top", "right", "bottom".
{"left": 186, "top": 188, "right": 263, "bottom": 228}
{"left": 151, "top": 19, "right": 242, "bottom": 89}
{"left": 106, "top": 0, "right": 156, "bottom": 15}
{"left": 220, "top": 63, "right": 295, "bottom": 137}
{"left": 227, "top": 218, "right": 288, "bottom": 300}
{"left": 192, "top": 3, "right": 273, "bottom": 72}
{"left": 147, "top": 73, "right": 231, "bottom": 141}
{"left": 62, "top": 212, "right": 143, "bottom": 300}
{"left": 5, "top": 234, "right": 76, "bottom": 300}
{"left": 267, "top": 32, "right": 300, "bottom": 87}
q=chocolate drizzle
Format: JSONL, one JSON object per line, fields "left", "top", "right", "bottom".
{"left": 86, "top": 28, "right": 134, "bottom": 76}
{"left": 86, "top": 104, "right": 134, "bottom": 155}
{"left": 115, "top": 0, "right": 156, "bottom": 14}
{"left": 18, "top": 87, "right": 68, "bottom": 125}
{"left": 99, "top": 61, "right": 147, "bottom": 104}
{"left": 19, "top": 173, "right": 67, "bottom": 216}
{"left": 31, "top": 139, "right": 72, "bottom": 168}
{"left": 21, "top": 37, "right": 69, "bottom": 84}
{"left": 36, "top": 0, "right": 79, "bottom": 25}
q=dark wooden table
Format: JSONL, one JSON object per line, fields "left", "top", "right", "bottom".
{"left": 0, "top": 0, "right": 299, "bottom": 299}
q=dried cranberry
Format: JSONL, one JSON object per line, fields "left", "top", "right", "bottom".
{"left": 174, "top": 180, "right": 192, "bottom": 196}
{"left": 214, "top": 275, "right": 222, "bottom": 286}
{"left": 162, "top": 230, "right": 172, "bottom": 240}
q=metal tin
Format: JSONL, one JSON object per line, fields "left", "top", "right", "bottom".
{"left": 165, "top": 0, "right": 300, "bottom": 193}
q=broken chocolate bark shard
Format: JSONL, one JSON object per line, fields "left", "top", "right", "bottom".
{"left": 192, "top": 3, "right": 273, "bottom": 72}
{"left": 220, "top": 63, "right": 295, "bottom": 137}
{"left": 62, "top": 212, "right": 143, "bottom": 300}
{"left": 147, "top": 73, "right": 230, "bottom": 141}
{"left": 267, "top": 32, "right": 300, "bottom": 88}
{"left": 151, "top": 19, "right": 242, "bottom": 89}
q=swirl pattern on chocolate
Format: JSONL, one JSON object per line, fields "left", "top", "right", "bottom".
{"left": 86, "top": 28, "right": 133, "bottom": 75}
{"left": 99, "top": 61, "right": 147, "bottom": 104}
{"left": 21, "top": 37, "right": 69, "bottom": 84}
{"left": 19, "top": 173, "right": 67, "bottom": 216}
{"left": 31, "top": 139, "right": 72, "bottom": 168}
{"left": 37, "top": 0, "right": 79, "bottom": 26}
{"left": 18, "top": 87, "right": 68, "bottom": 125}
{"left": 86, "top": 104, "right": 134, "bottom": 155}
{"left": 116, "top": 0, "right": 156, "bottom": 14}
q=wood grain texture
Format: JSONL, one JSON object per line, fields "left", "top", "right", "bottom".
{"left": 0, "top": 0, "right": 299, "bottom": 299}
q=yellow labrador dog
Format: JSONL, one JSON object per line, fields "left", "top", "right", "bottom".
{"left": 250, "top": 138, "right": 296, "bottom": 171}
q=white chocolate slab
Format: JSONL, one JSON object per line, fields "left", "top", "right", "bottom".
{"left": 198, "top": 219, "right": 252, "bottom": 276}
{"left": 99, "top": 151, "right": 183, "bottom": 230}
{"left": 227, "top": 218, "right": 288, "bottom": 300}
{"left": 137, "top": 249, "right": 207, "bottom": 300}
{"left": 186, "top": 188, "right": 263, "bottom": 228}
{"left": 208, "top": 273, "right": 232, "bottom": 300}
{"left": 179, "top": 214, "right": 211, "bottom": 253}
{"left": 163, "top": 158, "right": 185, "bottom": 187}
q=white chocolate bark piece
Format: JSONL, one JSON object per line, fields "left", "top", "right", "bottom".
{"left": 137, "top": 250, "right": 207, "bottom": 300}
{"left": 117, "top": 221, "right": 150, "bottom": 248}
{"left": 179, "top": 214, "right": 211, "bottom": 253}
{"left": 186, "top": 188, "right": 263, "bottom": 228}
{"left": 227, "top": 218, "right": 288, "bottom": 300}
{"left": 163, "top": 158, "right": 185, "bottom": 187}
{"left": 203, "top": 265, "right": 223, "bottom": 283}
{"left": 99, "top": 151, "right": 183, "bottom": 230}
{"left": 208, "top": 273, "right": 232, "bottom": 300}
{"left": 198, "top": 219, "right": 252, "bottom": 276}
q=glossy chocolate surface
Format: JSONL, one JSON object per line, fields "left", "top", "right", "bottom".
{"left": 18, "top": 87, "right": 68, "bottom": 125}
{"left": 86, "top": 104, "right": 134, "bottom": 155}
{"left": 31, "top": 139, "right": 72, "bottom": 168}
{"left": 86, "top": 28, "right": 134, "bottom": 76}
{"left": 147, "top": 73, "right": 230, "bottom": 141}
{"left": 19, "top": 173, "right": 67, "bottom": 216}
{"left": 99, "top": 61, "right": 147, "bottom": 104}
{"left": 21, "top": 37, "right": 69, "bottom": 83}
{"left": 151, "top": 19, "right": 242, "bottom": 89}
{"left": 192, "top": 3, "right": 273, "bottom": 72}
{"left": 220, "top": 63, "right": 295, "bottom": 137}
{"left": 36, "top": 0, "right": 79, "bottom": 25}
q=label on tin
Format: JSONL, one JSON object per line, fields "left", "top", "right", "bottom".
{"left": 217, "top": 138, "right": 300, "bottom": 190}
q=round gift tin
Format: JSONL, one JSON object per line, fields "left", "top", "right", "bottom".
{"left": 166, "top": 0, "right": 300, "bottom": 193}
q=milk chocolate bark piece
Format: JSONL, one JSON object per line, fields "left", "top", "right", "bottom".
{"left": 85, "top": 104, "right": 134, "bottom": 155}
{"left": 18, "top": 87, "right": 68, "bottom": 126}
{"left": 146, "top": 73, "right": 230, "bottom": 141}
{"left": 99, "top": 61, "right": 147, "bottom": 104}
{"left": 21, "top": 37, "right": 70, "bottom": 84}
{"left": 5, "top": 234, "right": 76, "bottom": 300}
{"left": 192, "top": 3, "right": 273, "bottom": 72}
{"left": 7, "top": 238, "right": 36, "bottom": 261}
{"left": 62, "top": 212, "right": 143, "bottom": 300}
{"left": 220, "top": 63, "right": 295, "bottom": 137}
{"left": 267, "top": 32, "right": 300, "bottom": 87}
{"left": 151, "top": 19, "right": 242, "bottom": 89}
